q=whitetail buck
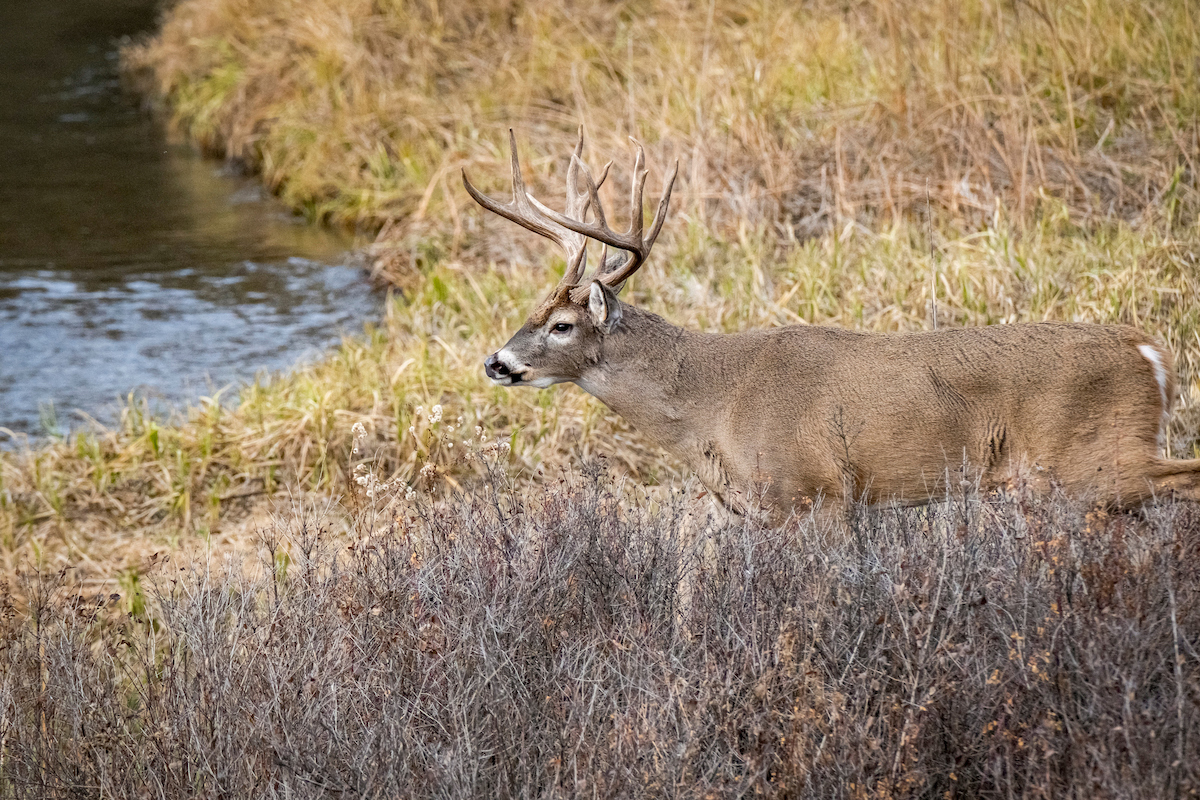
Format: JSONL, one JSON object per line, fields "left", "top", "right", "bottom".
{"left": 464, "top": 130, "right": 1200, "bottom": 520}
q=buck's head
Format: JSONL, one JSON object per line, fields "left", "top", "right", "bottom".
{"left": 462, "top": 129, "right": 677, "bottom": 388}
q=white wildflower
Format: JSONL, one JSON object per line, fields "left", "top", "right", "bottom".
{"left": 419, "top": 463, "right": 436, "bottom": 479}
{"left": 405, "top": 485, "right": 416, "bottom": 501}
{"left": 354, "top": 463, "right": 376, "bottom": 494}
{"left": 351, "top": 421, "right": 367, "bottom": 454}
{"left": 429, "top": 405, "right": 443, "bottom": 424}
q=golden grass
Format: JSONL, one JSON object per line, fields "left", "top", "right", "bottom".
{"left": 3, "top": 213, "right": 1197, "bottom": 579}
{"left": 124, "top": 0, "right": 1199, "bottom": 230}
{"left": 2, "top": 0, "right": 1197, "bottom": 580}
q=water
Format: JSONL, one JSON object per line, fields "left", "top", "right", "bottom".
{"left": 0, "top": 0, "right": 380, "bottom": 441}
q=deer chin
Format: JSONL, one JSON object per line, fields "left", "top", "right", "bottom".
{"left": 490, "top": 371, "right": 563, "bottom": 388}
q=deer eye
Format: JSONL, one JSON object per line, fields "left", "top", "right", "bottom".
{"left": 551, "top": 322, "right": 573, "bottom": 334}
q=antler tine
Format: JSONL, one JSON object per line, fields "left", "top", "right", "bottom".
{"left": 589, "top": 156, "right": 677, "bottom": 293}
{"left": 644, "top": 159, "right": 679, "bottom": 250}
{"left": 561, "top": 130, "right": 595, "bottom": 221}
{"left": 553, "top": 153, "right": 610, "bottom": 230}
{"left": 629, "top": 139, "right": 647, "bottom": 241}
{"left": 594, "top": 162, "right": 612, "bottom": 189}
{"left": 461, "top": 131, "right": 544, "bottom": 238}
{"left": 528, "top": 153, "right": 611, "bottom": 225}
{"left": 526, "top": 135, "right": 610, "bottom": 285}
{"left": 557, "top": 128, "right": 592, "bottom": 285}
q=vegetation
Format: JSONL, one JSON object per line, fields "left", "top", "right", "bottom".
{"left": 2, "top": 468, "right": 1199, "bottom": 797}
{"left": 124, "top": 0, "right": 1200, "bottom": 230}
{"left": 1, "top": 3, "right": 1198, "bottom": 793}
{"left": 3, "top": 0, "right": 1199, "bottom": 577}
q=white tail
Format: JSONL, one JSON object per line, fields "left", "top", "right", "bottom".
{"left": 465, "top": 130, "right": 1200, "bottom": 520}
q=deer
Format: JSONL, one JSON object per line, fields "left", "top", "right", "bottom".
{"left": 463, "top": 129, "right": 1200, "bottom": 522}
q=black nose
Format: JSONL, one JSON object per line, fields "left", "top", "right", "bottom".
{"left": 484, "top": 353, "right": 510, "bottom": 379}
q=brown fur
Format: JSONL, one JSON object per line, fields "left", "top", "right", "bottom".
{"left": 492, "top": 296, "right": 1200, "bottom": 521}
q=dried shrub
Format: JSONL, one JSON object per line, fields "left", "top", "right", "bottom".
{"left": 2, "top": 467, "right": 1198, "bottom": 798}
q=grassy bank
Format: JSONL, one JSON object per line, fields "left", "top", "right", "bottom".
{"left": 2, "top": 472, "right": 1199, "bottom": 797}
{"left": 124, "top": 0, "right": 1199, "bottom": 231}
{"left": 1, "top": 0, "right": 1199, "bottom": 579}
{"left": 2, "top": 216, "right": 1198, "bottom": 579}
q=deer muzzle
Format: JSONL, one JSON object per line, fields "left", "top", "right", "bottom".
{"left": 485, "top": 352, "right": 521, "bottom": 384}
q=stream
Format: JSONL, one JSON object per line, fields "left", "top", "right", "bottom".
{"left": 0, "top": 0, "right": 380, "bottom": 441}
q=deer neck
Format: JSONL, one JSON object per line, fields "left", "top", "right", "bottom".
{"left": 574, "top": 305, "right": 728, "bottom": 453}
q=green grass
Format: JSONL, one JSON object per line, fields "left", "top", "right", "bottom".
{"left": 2, "top": 0, "right": 1198, "bottom": 578}
{"left": 2, "top": 212, "right": 1196, "bottom": 578}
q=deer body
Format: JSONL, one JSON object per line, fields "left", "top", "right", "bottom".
{"left": 465, "top": 130, "right": 1200, "bottom": 519}
{"left": 578, "top": 307, "right": 1186, "bottom": 513}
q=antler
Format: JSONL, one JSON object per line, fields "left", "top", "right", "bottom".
{"left": 529, "top": 139, "right": 678, "bottom": 302}
{"left": 461, "top": 127, "right": 608, "bottom": 290}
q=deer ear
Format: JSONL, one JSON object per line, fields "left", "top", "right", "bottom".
{"left": 588, "top": 281, "right": 622, "bottom": 332}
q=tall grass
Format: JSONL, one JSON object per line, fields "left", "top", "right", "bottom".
{"left": 2, "top": 217, "right": 1198, "bottom": 578}
{"left": 126, "top": 0, "right": 1199, "bottom": 230}
{"left": 1, "top": 0, "right": 1198, "bottom": 577}
{"left": 2, "top": 467, "right": 1199, "bottom": 797}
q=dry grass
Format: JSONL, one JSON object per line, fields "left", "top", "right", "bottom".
{"left": 125, "top": 0, "right": 1200, "bottom": 230}
{"left": 2, "top": 466, "right": 1199, "bottom": 798}
{"left": 2, "top": 216, "right": 1198, "bottom": 579}
{"left": 1, "top": 0, "right": 1198, "bottom": 578}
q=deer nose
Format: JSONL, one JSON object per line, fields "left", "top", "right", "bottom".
{"left": 484, "top": 353, "right": 509, "bottom": 379}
